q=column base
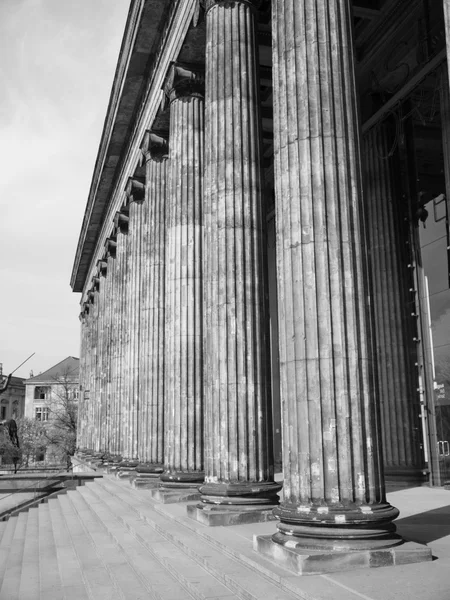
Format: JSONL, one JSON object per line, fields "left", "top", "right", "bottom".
{"left": 187, "top": 502, "right": 278, "bottom": 527}
{"left": 149, "top": 485, "right": 202, "bottom": 504}
{"left": 189, "top": 481, "right": 282, "bottom": 526}
{"left": 129, "top": 464, "right": 164, "bottom": 489}
{"left": 199, "top": 481, "right": 282, "bottom": 505}
{"left": 116, "top": 461, "right": 140, "bottom": 479}
{"left": 131, "top": 474, "right": 161, "bottom": 490}
{"left": 160, "top": 470, "right": 204, "bottom": 486}
{"left": 255, "top": 535, "right": 432, "bottom": 575}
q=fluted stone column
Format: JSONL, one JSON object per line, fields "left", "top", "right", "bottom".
{"left": 114, "top": 213, "right": 129, "bottom": 456}
{"left": 82, "top": 296, "right": 94, "bottom": 453}
{"left": 104, "top": 242, "right": 116, "bottom": 456}
{"left": 161, "top": 64, "right": 204, "bottom": 486}
{"left": 197, "top": 0, "right": 280, "bottom": 521}
{"left": 77, "top": 307, "right": 89, "bottom": 450}
{"left": 108, "top": 237, "right": 121, "bottom": 456}
{"left": 124, "top": 178, "right": 146, "bottom": 461}
{"left": 97, "top": 263, "right": 107, "bottom": 453}
{"left": 139, "top": 132, "right": 169, "bottom": 469}
{"left": 89, "top": 285, "right": 100, "bottom": 452}
{"left": 267, "top": 0, "right": 400, "bottom": 551}
{"left": 363, "top": 126, "right": 424, "bottom": 483}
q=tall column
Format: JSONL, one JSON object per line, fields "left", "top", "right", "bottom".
{"left": 198, "top": 0, "right": 280, "bottom": 521}
{"left": 269, "top": 0, "right": 399, "bottom": 550}
{"left": 82, "top": 295, "right": 93, "bottom": 452}
{"left": 161, "top": 64, "right": 204, "bottom": 485}
{"left": 104, "top": 241, "right": 116, "bottom": 456}
{"left": 114, "top": 212, "right": 129, "bottom": 457}
{"left": 97, "top": 263, "right": 108, "bottom": 453}
{"left": 108, "top": 237, "right": 121, "bottom": 456}
{"left": 89, "top": 285, "right": 100, "bottom": 452}
{"left": 363, "top": 126, "right": 424, "bottom": 483}
{"left": 125, "top": 178, "right": 146, "bottom": 460}
{"left": 139, "top": 132, "right": 169, "bottom": 468}
{"left": 77, "top": 307, "right": 88, "bottom": 450}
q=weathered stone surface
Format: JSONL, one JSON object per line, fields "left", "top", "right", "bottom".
{"left": 270, "top": 0, "right": 399, "bottom": 547}
{"left": 161, "top": 64, "right": 205, "bottom": 485}
{"left": 200, "top": 0, "right": 280, "bottom": 513}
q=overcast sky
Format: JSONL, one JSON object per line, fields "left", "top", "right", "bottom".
{"left": 0, "top": 0, "right": 130, "bottom": 378}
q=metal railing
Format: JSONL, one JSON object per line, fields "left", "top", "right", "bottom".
{"left": 0, "top": 467, "right": 75, "bottom": 520}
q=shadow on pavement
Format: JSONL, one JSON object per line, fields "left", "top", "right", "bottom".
{"left": 395, "top": 505, "right": 450, "bottom": 544}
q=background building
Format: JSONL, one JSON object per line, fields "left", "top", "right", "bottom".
{"left": 24, "top": 356, "right": 80, "bottom": 422}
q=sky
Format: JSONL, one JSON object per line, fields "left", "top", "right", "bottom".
{"left": 0, "top": 0, "right": 130, "bottom": 379}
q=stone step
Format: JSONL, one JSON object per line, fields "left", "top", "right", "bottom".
{"left": 38, "top": 502, "right": 65, "bottom": 599}
{"left": 74, "top": 484, "right": 238, "bottom": 600}
{"left": 56, "top": 494, "right": 128, "bottom": 599}
{"left": 0, "top": 514, "right": 19, "bottom": 583}
{"left": 0, "top": 512, "right": 27, "bottom": 600}
{"left": 85, "top": 477, "right": 303, "bottom": 600}
{"left": 64, "top": 488, "right": 184, "bottom": 600}
{"left": 94, "top": 476, "right": 366, "bottom": 600}
{"left": 0, "top": 521, "right": 7, "bottom": 543}
{"left": 18, "top": 507, "right": 39, "bottom": 600}
{"left": 47, "top": 498, "right": 91, "bottom": 600}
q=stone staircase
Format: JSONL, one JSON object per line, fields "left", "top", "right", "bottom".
{"left": 0, "top": 474, "right": 322, "bottom": 600}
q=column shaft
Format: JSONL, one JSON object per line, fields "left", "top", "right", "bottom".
{"left": 115, "top": 225, "right": 128, "bottom": 456}
{"left": 201, "top": 0, "right": 279, "bottom": 506}
{"left": 104, "top": 252, "right": 115, "bottom": 455}
{"left": 97, "top": 270, "right": 107, "bottom": 452}
{"left": 140, "top": 133, "right": 168, "bottom": 466}
{"left": 162, "top": 66, "right": 204, "bottom": 483}
{"left": 272, "top": 0, "right": 399, "bottom": 548}
{"left": 126, "top": 180, "right": 145, "bottom": 460}
{"left": 77, "top": 311, "right": 88, "bottom": 450}
{"left": 90, "top": 288, "right": 100, "bottom": 451}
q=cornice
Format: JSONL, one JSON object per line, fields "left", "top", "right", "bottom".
{"left": 77, "top": 0, "right": 198, "bottom": 303}
{"left": 77, "top": 0, "right": 196, "bottom": 302}
{"left": 71, "top": 0, "right": 173, "bottom": 293}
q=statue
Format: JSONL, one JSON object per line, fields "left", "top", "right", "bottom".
{"left": 0, "top": 419, "right": 20, "bottom": 448}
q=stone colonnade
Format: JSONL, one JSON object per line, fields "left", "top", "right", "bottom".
{"left": 77, "top": 0, "right": 425, "bottom": 549}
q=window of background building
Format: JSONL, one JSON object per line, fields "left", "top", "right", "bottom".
{"left": 1, "top": 406, "right": 6, "bottom": 420}
{"left": 34, "top": 386, "right": 50, "bottom": 400}
{"left": 35, "top": 406, "right": 49, "bottom": 421}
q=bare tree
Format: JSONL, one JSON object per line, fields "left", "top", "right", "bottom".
{"left": 16, "top": 417, "right": 48, "bottom": 467}
{"left": 43, "top": 366, "right": 78, "bottom": 466}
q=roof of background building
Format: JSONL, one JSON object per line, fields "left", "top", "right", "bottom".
{"left": 25, "top": 357, "right": 79, "bottom": 384}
